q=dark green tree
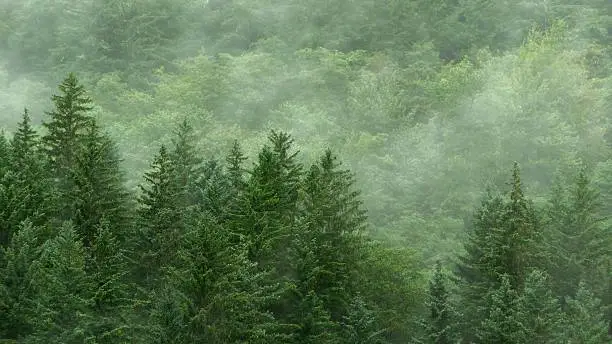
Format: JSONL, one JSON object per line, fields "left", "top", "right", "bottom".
{"left": 456, "top": 162, "right": 542, "bottom": 341}
{"left": 25, "top": 222, "right": 93, "bottom": 344}
{"left": 70, "top": 121, "right": 132, "bottom": 247}
{"left": 87, "top": 219, "right": 144, "bottom": 343}
{"left": 476, "top": 274, "right": 523, "bottom": 344}
{"left": 0, "top": 220, "right": 45, "bottom": 340}
{"left": 230, "top": 131, "right": 302, "bottom": 265}
{"left": 41, "top": 73, "right": 94, "bottom": 221}
{"left": 136, "top": 145, "right": 182, "bottom": 285}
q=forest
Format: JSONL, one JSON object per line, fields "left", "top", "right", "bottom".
{"left": 0, "top": 0, "right": 611, "bottom": 343}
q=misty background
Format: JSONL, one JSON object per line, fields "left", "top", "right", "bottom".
{"left": 0, "top": 0, "right": 611, "bottom": 262}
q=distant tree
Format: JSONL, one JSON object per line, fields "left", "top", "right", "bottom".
{"left": 168, "top": 118, "right": 203, "bottom": 209}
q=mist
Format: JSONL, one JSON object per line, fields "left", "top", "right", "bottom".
{"left": 0, "top": 0, "right": 611, "bottom": 342}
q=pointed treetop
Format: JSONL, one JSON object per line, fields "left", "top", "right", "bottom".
{"left": 510, "top": 161, "right": 524, "bottom": 203}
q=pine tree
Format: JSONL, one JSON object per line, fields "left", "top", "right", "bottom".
{"left": 299, "top": 149, "right": 366, "bottom": 319}
{"left": 87, "top": 219, "right": 142, "bottom": 344}
{"left": 41, "top": 73, "right": 94, "bottom": 221}
{"left": 546, "top": 167, "right": 611, "bottom": 327}
{"left": 515, "top": 270, "right": 563, "bottom": 344}
{"left": 232, "top": 131, "right": 302, "bottom": 265}
{"left": 226, "top": 139, "right": 247, "bottom": 192}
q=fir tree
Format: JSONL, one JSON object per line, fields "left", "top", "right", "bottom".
{"left": 456, "top": 162, "right": 541, "bottom": 341}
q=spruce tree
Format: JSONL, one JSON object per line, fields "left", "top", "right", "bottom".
{"left": 559, "top": 281, "right": 610, "bottom": 343}
{"left": 87, "top": 219, "right": 142, "bottom": 344}
{"left": 70, "top": 121, "right": 131, "bottom": 247}
{"left": 423, "top": 262, "right": 456, "bottom": 344}
{"left": 136, "top": 145, "right": 182, "bottom": 285}
{"left": 168, "top": 118, "right": 203, "bottom": 209}
{"left": 456, "top": 162, "right": 541, "bottom": 340}
{"left": 231, "top": 131, "right": 302, "bottom": 265}
{"left": 476, "top": 274, "right": 522, "bottom": 344}
{"left": 26, "top": 221, "right": 93, "bottom": 343}
{"left": 41, "top": 73, "right": 94, "bottom": 221}
{"left": 9, "top": 110, "right": 54, "bottom": 231}
{"left": 0, "top": 220, "right": 44, "bottom": 340}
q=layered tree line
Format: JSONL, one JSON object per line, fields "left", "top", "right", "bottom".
{"left": 0, "top": 73, "right": 610, "bottom": 343}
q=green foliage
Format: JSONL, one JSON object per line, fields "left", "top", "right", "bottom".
{"left": 560, "top": 281, "right": 610, "bottom": 343}
{"left": 421, "top": 262, "right": 457, "bottom": 344}
{"left": 26, "top": 222, "right": 93, "bottom": 343}
{"left": 0, "top": 221, "right": 45, "bottom": 340}
{"left": 41, "top": 72, "right": 94, "bottom": 221}
{"left": 71, "top": 122, "right": 132, "bottom": 247}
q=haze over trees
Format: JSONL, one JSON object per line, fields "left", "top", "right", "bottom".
{"left": 0, "top": 0, "right": 611, "bottom": 342}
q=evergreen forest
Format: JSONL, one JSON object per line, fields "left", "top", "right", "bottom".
{"left": 0, "top": 0, "right": 611, "bottom": 343}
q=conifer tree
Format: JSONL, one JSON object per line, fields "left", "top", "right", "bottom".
{"left": 136, "top": 145, "right": 182, "bottom": 285}
{"left": 169, "top": 118, "right": 203, "bottom": 208}
{"left": 0, "top": 220, "right": 44, "bottom": 340}
{"left": 515, "top": 270, "right": 563, "bottom": 344}
{"left": 26, "top": 222, "right": 93, "bottom": 343}
{"left": 0, "top": 110, "right": 53, "bottom": 249}
{"left": 232, "top": 131, "right": 302, "bottom": 265}
{"left": 226, "top": 139, "right": 248, "bottom": 192}
{"left": 299, "top": 149, "right": 366, "bottom": 319}
{"left": 0, "top": 133, "right": 13, "bottom": 247}
{"left": 70, "top": 121, "right": 131, "bottom": 247}
{"left": 87, "top": 219, "right": 143, "bottom": 344}
{"left": 456, "top": 162, "right": 541, "bottom": 340}
{"left": 41, "top": 73, "right": 94, "bottom": 221}
{"left": 476, "top": 274, "right": 522, "bottom": 344}
{"left": 422, "top": 262, "right": 456, "bottom": 344}
{"left": 559, "top": 281, "right": 610, "bottom": 343}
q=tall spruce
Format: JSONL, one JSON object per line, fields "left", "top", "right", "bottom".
{"left": 0, "top": 110, "right": 52, "bottom": 248}
{"left": 232, "top": 131, "right": 302, "bottom": 265}
{"left": 41, "top": 73, "right": 94, "bottom": 221}
{"left": 456, "top": 162, "right": 541, "bottom": 341}
{"left": 71, "top": 121, "right": 131, "bottom": 247}
{"left": 169, "top": 118, "right": 203, "bottom": 209}
{"left": 136, "top": 145, "right": 182, "bottom": 285}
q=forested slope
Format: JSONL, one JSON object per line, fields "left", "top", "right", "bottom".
{"left": 0, "top": 0, "right": 611, "bottom": 342}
